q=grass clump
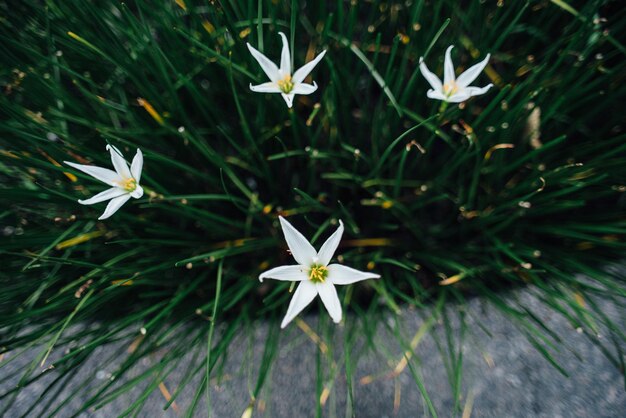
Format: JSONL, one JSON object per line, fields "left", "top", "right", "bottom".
{"left": 1, "top": 0, "right": 625, "bottom": 415}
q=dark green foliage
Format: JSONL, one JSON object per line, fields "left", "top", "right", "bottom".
{"left": 1, "top": 0, "right": 625, "bottom": 415}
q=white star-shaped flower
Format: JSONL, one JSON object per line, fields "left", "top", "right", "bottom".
{"left": 247, "top": 32, "right": 326, "bottom": 108}
{"left": 64, "top": 145, "right": 144, "bottom": 220}
{"left": 260, "top": 216, "right": 380, "bottom": 328}
{"left": 419, "top": 45, "right": 493, "bottom": 103}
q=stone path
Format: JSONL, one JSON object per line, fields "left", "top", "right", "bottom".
{"left": 2, "top": 286, "right": 624, "bottom": 417}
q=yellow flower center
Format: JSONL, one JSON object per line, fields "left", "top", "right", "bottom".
{"left": 118, "top": 178, "right": 137, "bottom": 192}
{"left": 277, "top": 74, "right": 294, "bottom": 94}
{"left": 443, "top": 81, "right": 459, "bottom": 96}
{"left": 309, "top": 265, "right": 328, "bottom": 283}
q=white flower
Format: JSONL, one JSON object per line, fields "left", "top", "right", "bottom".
{"left": 64, "top": 145, "right": 144, "bottom": 220}
{"left": 419, "top": 45, "right": 493, "bottom": 103}
{"left": 247, "top": 32, "right": 326, "bottom": 108}
{"left": 260, "top": 216, "right": 380, "bottom": 328}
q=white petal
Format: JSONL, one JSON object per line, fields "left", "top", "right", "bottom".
{"left": 130, "top": 148, "right": 143, "bottom": 182}
{"left": 291, "top": 82, "right": 318, "bottom": 96}
{"left": 426, "top": 89, "right": 448, "bottom": 101}
{"left": 247, "top": 43, "right": 280, "bottom": 82}
{"left": 106, "top": 144, "right": 132, "bottom": 179}
{"left": 130, "top": 184, "right": 144, "bottom": 199}
{"left": 446, "top": 85, "right": 493, "bottom": 104}
{"left": 64, "top": 161, "right": 123, "bottom": 187}
{"left": 278, "top": 32, "right": 290, "bottom": 76}
{"left": 78, "top": 187, "right": 127, "bottom": 205}
{"left": 250, "top": 82, "right": 282, "bottom": 93}
{"left": 316, "top": 220, "right": 343, "bottom": 266}
{"left": 443, "top": 45, "right": 455, "bottom": 86}
{"left": 98, "top": 194, "right": 131, "bottom": 220}
{"left": 281, "top": 93, "right": 295, "bottom": 108}
{"left": 327, "top": 264, "right": 380, "bottom": 285}
{"left": 259, "top": 265, "right": 309, "bottom": 282}
{"left": 445, "top": 91, "right": 472, "bottom": 103}
{"left": 280, "top": 281, "right": 318, "bottom": 328}
{"left": 464, "top": 84, "right": 494, "bottom": 97}
{"left": 316, "top": 281, "right": 342, "bottom": 324}
{"left": 278, "top": 216, "right": 317, "bottom": 266}
{"left": 418, "top": 59, "right": 443, "bottom": 92}
{"left": 292, "top": 50, "right": 326, "bottom": 84}
{"left": 456, "top": 53, "right": 491, "bottom": 88}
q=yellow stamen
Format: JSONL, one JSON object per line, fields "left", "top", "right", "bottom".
{"left": 309, "top": 265, "right": 328, "bottom": 283}
{"left": 443, "top": 80, "right": 459, "bottom": 96}
{"left": 118, "top": 178, "right": 137, "bottom": 192}
{"left": 277, "top": 74, "right": 294, "bottom": 94}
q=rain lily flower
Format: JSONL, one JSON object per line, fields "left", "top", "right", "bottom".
{"left": 64, "top": 145, "right": 144, "bottom": 220}
{"left": 247, "top": 32, "right": 326, "bottom": 108}
{"left": 260, "top": 216, "right": 380, "bottom": 328}
{"left": 419, "top": 45, "right": 493, "bottom": 103}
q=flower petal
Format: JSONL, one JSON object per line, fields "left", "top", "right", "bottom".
{"left": 78, "top": 187, "right": 127, "bottom": 205}
{"left": 64, "top": 161, "right": 123, "bottom": 187}
{"left": 455, "top": 53, "right": 491, "bottom": 88}
{"left": 316, "top": 220, "right": 343, "bottom": 266}
{"left": 426, "top": 89, "right": 448, "bottom": 101}
{"left": 278, "top": 216, "right": 317, "bottom": 265}
{"left": 443, "top": 45, "right": 456, "bottom": 86}
{"left": 291, "top": 82, "right": 318, "bottom": 96}
{"left": 130, "top": 148, "right": 143, "bottom": 182}
{"left": 327, "top": 264, "right": 380, "bottom": 285}
{"left": 419, "top": 59, "right": 443, "bottom": 92}
{"left": 250, "top": 82, "right": 282, "bottom": 93}
{"left": 292, "top": 50, "right": 326, "bottom": 84}
{"left": 281, "top": 93, "right": 295, "bottom": 108}
{"left": 259, "top": 265, "right": 309, "bottom": 282}
{"left": 107, "top": 144, "right": 132, "bottom": 179}
{"left": 278, "top": 32, "right": 290, "bottom": 76}
{"left": 247, "top": 43, "right": 280, "bottom": 82}
{"left": 130, "top": 184, "right": 144, "bottom": 199}
{"left": 316, "top": 281, "right": 342, "bottom": 323}
{"left": 445, "top": 91, "right": 472, "bottom": 103}
{"left": 464, "top": 84, "right": 494, "bottom": 97}
{"left": 98, "top": 194, "right": 131, "bottom": 220}
{"left": 280, "top": 281, "right": 318, "bottom": 328}
{"left": 446, "top": 85, "right": 493, "bottom": 104}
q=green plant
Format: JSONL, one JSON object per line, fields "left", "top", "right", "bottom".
{"left": 1, "top": 0, "right": 625, "bottom": 416}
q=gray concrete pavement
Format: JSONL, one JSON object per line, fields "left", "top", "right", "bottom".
{"left": 1, "top": 285, "right": 624, "bottom": 417}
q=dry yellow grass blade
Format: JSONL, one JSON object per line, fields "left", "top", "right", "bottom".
{"left": 137, "top": 98, "right": 164, "bottom": 125}
{"left": 39, "top": 149, "right": 77, "bottom": 182}
{"left": 56, "top": 231, "right": 105, "bottom": 250}
{"left": 158, "top": 382, "right": 179, "bottom": 413}
{"left": 295, "top": 318, "right": 328, "bottom": 354}
{"left": 439, "top": 273, "right": 465, "bottom": 286}
{"left": 484, "top": 143, "right": 515, "bottom": 161}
